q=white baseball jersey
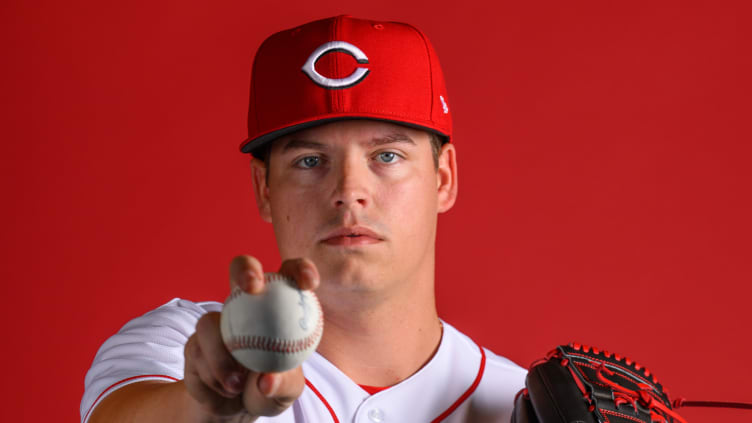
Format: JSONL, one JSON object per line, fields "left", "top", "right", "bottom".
{"left": 81, "top": 299, "right": 526, "bottom": 422}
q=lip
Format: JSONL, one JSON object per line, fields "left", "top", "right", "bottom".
{"left": 321, "top": 226, "right": 384, "bottom": 246}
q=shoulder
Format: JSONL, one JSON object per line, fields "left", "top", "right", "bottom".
{"left": 88, "top": 298, "right": 223, "bottom": 371}
{"left": 442, "top": 321, "right": 526, "bottom": 381}
{"left": 440, "top": 322, "right": 527, "bottom": 422}
{"left": 139, "top": 297, "right": 223, "bottom": 318}
{"left": 441, "top": 321, "right": 526, "bottom": 376}
{"left": 478, "top": 347, "right": 527, "bottom": 397}
{"left": 482, "top": 347, "right": 528, "bottom": 382}
{"left": 103, "top": 298, "right": 222, "bottom": 343}
{"left": 131, "top": 298, "right": 222, "bottom": 325}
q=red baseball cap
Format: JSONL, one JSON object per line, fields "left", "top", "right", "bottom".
{"left": 240, "top": 15, "right": 452, "bottom": 156}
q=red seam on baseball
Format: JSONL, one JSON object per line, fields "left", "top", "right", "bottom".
{"left": 226, "top": 294, "right": 323, "bottom": 355}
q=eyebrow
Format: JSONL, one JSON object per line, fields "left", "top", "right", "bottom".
{"left": 280, "top": 131, "right": 416, "bottom": 153}
{"left": 280, "top": 139, "right": 328, "bottom": 153}
{"left": 368, "top": 132, "right": 416, "bottom": 147}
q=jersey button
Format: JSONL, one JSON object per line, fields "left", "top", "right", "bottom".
{"left": 367, "top": 408, "right": 384, "bottom": 422}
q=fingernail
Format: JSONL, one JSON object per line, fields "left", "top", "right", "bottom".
{"left": 249, "top": 272, "right": 265, "bottom": 293}
{"left": 302, "top": 267, "right": 315, "bottom": 285}
{"left": 259, "top": 374, "right": 280, "bottom": 397}
{"left": 226, "top": 372, "right": 244, "bottom": 393}
{"left": 242, "top": 271, "right": 261, "bottom": 292}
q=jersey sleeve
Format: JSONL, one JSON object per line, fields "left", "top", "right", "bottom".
{"left": 80, "top": 298, "right": 222, "bottom": 423}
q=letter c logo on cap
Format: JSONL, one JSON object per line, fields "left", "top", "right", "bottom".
{"left": 301, "top": 41, "right": 369, "bottom": 89}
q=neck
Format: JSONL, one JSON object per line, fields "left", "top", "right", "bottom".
{"left": 315, "top": 270, "right": 442, "bottom": 387}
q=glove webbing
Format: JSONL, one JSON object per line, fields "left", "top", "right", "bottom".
{"left": 561, "top": 344, "right": 752, "bottom": 421}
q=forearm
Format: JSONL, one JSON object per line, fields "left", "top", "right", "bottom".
{"left": 88, "top": 380, "right": 247, "bottom": 423}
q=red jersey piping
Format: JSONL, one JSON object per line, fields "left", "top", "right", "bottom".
{"left": 359, "top": 384, "right": 390, "bottom": 395}
{"left": 431, "top": 342, "right": 487, "bottom": 422}
{"left": 83, "top": 374, "right": 178, "bottom": 423}
{"left": 304, "top": 341, "right": 486, "bottom": 423}
{"left": 305, "top": 378, "right": 340, "bottom": 422}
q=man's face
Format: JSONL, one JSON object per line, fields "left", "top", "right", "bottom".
{"left": 251, "top": 120, "right": 457, "bottom": 297}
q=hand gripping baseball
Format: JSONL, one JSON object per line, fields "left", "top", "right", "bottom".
{"left": 183, "top": 256, "right": 320, "bottom": 421}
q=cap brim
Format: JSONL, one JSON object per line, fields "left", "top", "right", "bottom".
{"left": 240, "top": 117, "right": 450, "bottom": 156}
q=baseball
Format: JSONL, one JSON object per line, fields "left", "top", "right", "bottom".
{"left": 220, "top": 272, "right": 324, "bottom": 373}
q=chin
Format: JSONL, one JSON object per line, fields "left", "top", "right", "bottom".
{"left": 317, "top": 256, "right": 386, "bottom": 291}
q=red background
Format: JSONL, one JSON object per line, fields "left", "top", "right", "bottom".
{"left": 2, "top": 1, "right": 749, "bottom": 421}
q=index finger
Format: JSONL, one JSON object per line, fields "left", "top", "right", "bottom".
{"left": 229, "top": 255, "right": 265, "bottom": 294}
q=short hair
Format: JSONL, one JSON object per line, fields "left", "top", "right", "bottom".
{"left": 254, "top": 130, "right": 447, "bottom": 186}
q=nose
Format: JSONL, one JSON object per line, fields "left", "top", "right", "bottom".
{"left": 331, "top": 156, "right": 370, "bottom": 209}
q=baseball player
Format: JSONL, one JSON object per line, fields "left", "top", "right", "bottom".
{"left": 81, "top": 15, "right": 527, "bottom": 422}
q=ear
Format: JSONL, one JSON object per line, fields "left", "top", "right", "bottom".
{"left": 436, "top": 142, "right": 458, "bottom": 213}
{"left": 250, "top": 157, "right": 272, "bottom": 222}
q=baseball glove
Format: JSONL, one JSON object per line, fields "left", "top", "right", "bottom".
{"left": 512, "top": 343, "right": 687, "bottom": 423}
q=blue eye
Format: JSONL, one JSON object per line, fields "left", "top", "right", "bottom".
{"left": 378, "top": 152, "right": 398, "bottom": 163}
{"left": 297, "top": 156, "right": 320, "bottom": 168}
